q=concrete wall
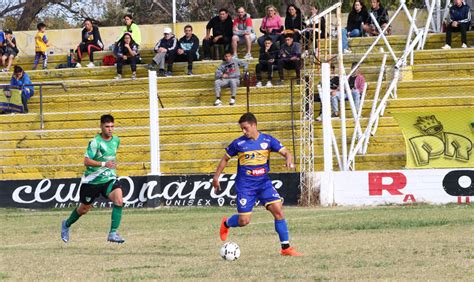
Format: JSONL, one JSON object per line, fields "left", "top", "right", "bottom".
{"left": 13, "top": 9, "right": 429, "bottom": 56}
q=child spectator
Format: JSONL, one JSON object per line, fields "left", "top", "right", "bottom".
{"left": 10, "top": 66, "right": 34, "bottom": 113}
{"left": 214, "top": 51, "right": 248, "bottom": 106}
{"left": 231, "top": 7, "right": 257, "bottom": 59}
{"left": 277, "top": 34, "right": 301, "bottom": 83}
{"left": 174, "top": 25, "right": 200, "bottom": 75}
{"left": 146, "top": 27, "right": 177, "bottom": 77}
{"left": 114, "top": 33, "right": 139, "bottom": 80}
{"left": 75, "top": 19, "right": 104, "bottom": 68}
{"left": 255, "top": 38, "right": 279, "bottom": 87}
{"left": 203, "top": 9, "right": 233, "bottom": 60}
{"left": 257, "top": 5, "right": 284, "bottom": 47}
{"left": 33, "top": 23, "right": 49, "bottom": 70}
{"left": 1, "top": 29, "right": 19, "bottom": 72}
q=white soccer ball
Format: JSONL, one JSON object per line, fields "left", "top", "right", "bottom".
{"left": 220, "top": 242, "right": 241, "bottom": 261}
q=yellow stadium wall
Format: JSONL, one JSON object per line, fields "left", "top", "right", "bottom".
{"left": 13, "top": 9, "right": 428, "bottom": 56}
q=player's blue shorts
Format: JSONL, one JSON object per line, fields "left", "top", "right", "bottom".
{"left": 236, "top": 179, "right": 282, "bottom": 214}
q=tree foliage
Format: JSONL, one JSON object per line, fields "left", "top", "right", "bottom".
{"left": 0, "top": 0, "right": 438, "bottom": 31}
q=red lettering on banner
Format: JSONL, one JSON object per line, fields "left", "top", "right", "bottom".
{"left": 403, "top": 194, "right": 416, "bottom": 203}
{"left": 457, "top": 196, "right": 471, "bottom": 204}
{"left": 368, "top": 173, "right": 407, "bottom": 196}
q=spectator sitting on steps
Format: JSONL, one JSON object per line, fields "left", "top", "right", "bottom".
{"left": 1, "top": 29, "right": 19, "bottom": 72}
{"left": 173, "top": 25, "right": 200, "bottom": 75}
{"left": 203, "top": 8, "right": 233, "bottom": 60}
{"left": 146, "top": 27, "right": 177, "bottom": 77}
{"left": 330, "top": 62, "right": 365, "bottom": 119}
{"left": 277, "top": 34, "right": 301, "bottom": 84}
{"left": 255, "top": 37, "right": 279, "bottom": 88}
{"left": 442, "top": 0, "right": 471, "bottom": 49}
{"left": 114, "top": 32, "right": 139, "bottom": 80}
{"left": 75, "top": 18, "right": 104, "bottom": 68}
{"left": 214, "top": 51, "right": 249, "bottom": 107}
{"left": 10, "top": 66, "right": 34, "bottom": 113}
{"left": 231, "top": 7, "right": 257, "bottom": 59}
{"left": 363, "top": 0, "right": 390, "bottom": 36}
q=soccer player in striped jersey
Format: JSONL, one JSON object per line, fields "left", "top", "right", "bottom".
{"left": 61, "top": 114, "right": 125, "bottom": 243}
{"left": 212, "top": 112, "right": 302, "bottom": 256}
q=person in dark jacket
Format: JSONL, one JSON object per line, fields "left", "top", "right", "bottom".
{"left": 114, "top": 32, "right": 139, "bottom": 80}
{"left": 202, "top": 9, "right": 233, "bottom": 60}
{"left": 363, "top": 0, "right": 390, "bottom": 36}
{"left": 277, "top": 34, "right": 301, "bottom": 83}
{"left": 173, "top": 25, "right": 200, "bottom": 75}
{"left": 442, "top": 0, "right": 471, "bottom": 49}
{"left": 284, "top": 4, "right": 305, "bottom": 43}
{"left": 75, "top": 19, "right": 104, "bottom": 68}
{"left": 10, "top": 66, "right": 34, "bottom": 113}
{"left": 146, "top": 27, "right": 177, "bottom": 76}
{"left": 342, "top": 0, "right": 369, "bottom": 52}
{"left": 255, "top": 38, "right": 279, "bottom": 87}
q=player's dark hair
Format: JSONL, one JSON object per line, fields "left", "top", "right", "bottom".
{"left": 37, "top": 22, "right": 46, "bottom": 30}
{"left": 219, "top": 8, "right": 229, "bottom": 14}
{"left": 239, "top": 112, "right": 257, "bottom": 125}
{"left": 101, "top": 114, "right": 114, "bottom": 124}
{"left": 184, "top": 24, "right": 193, "bottom": 31}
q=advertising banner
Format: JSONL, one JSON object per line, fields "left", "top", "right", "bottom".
{"left": 331, "top": 169, "right": 474, "bottom": 206}
{"left": 392, "top": 110, "right": 474, "bottom": 168}
{"left": 0, "top": 173, "right": 300, "bottom": 209}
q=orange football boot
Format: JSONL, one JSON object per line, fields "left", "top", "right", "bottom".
{"left": 219, "top": 216, "right": 229, "bottom": 241}
{"left": 280, "top": 247, "right": 303, "bottom": 256}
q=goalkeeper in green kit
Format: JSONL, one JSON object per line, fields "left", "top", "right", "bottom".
{"left": 61, "top": 114, "right": 125, "bottom": 243}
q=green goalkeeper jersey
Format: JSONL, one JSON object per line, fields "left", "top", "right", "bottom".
{"left": 82, "top": 134, "right": 120, "bottom": 185}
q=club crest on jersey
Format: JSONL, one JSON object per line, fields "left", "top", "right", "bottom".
{"left": 260, "top": 142, "right": 268, "bottom": 150}
{"left": 239, "top": 198, "right": 247, "bottom": 207}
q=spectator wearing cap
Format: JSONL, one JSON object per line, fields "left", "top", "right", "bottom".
{"left": 10, "top": 66, "right": 34, "bottom": 113}
{"left": 1, "top": 29, "right": 19, "bottom": 72}
{"left": 231, "top": 7, "right": 257, "bottom": 60}
{"left": 202, "top": 8, "right": 233, "bottom": 60}
{"left": 146, "top": 27, "right": 177, "bottom": 77}
{"left": 173, "top": 25, "right": 200, "bottom": 75}
{"left": 277, "top": 34, "right": 301, "bottom": 84}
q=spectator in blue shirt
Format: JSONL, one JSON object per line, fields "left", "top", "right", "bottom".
{"left": 10, "top": 66, "right": 34, "bottom": 113}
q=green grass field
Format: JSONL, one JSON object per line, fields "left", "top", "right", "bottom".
{"left": 0, "top": 205, "right": 473, "bottom": 280}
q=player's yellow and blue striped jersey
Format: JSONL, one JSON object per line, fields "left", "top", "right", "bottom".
{"left": 225, "top": 132, "right": 285, "bottom": 190}
{"left": 82, "top": 134, "right": 120, "bottom": 185}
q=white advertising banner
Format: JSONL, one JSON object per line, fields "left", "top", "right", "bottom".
{"left": 326, "top": 169, "right": 474, "bottom": 206}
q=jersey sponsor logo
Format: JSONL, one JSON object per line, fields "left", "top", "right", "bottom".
{"left": 237, "top": 140, "right": 245, "bottom": 146}
{"left": 260, "top": 142, "right": 268, "bottom": 150}
{"left": 246, "top": 167, "right": 267, "bottom": 176}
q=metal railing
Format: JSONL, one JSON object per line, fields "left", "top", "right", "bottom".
{"left": 0, "top": 82, "right": 67, "bottom": 129}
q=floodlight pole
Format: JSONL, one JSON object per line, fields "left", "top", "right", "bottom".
{"left": 149, "top": 70, "right": 161, "bottom": 175}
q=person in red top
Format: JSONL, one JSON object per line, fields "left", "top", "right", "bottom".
{"left": 231, "top": 7, "right": 257, "bottom": 59}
